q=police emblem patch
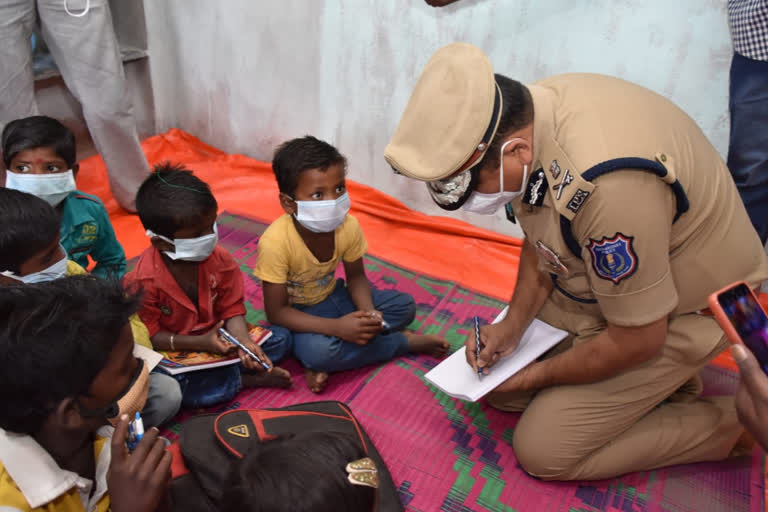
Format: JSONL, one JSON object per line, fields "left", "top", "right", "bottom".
{"left": 588, "top": 233, "right": 637, "bottom": 284}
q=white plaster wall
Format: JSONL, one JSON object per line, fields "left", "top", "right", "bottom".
{"left": 143, "top": 0, "right": 732, "bottom": 237}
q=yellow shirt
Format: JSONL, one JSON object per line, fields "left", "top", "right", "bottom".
{"left": 66, "top": 261, "right": 153, "bottom": 349}
{"left": 254, "top": 214, "right": 368, "bottom": 306}
{"left": 0, "top": 428, "right": 111, "bottom": 512}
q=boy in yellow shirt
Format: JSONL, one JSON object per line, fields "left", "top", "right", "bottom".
{"left": 0, "top": 276, "right": 171, "bottom": 512}
{"left": 255, "top": 136, "right": 448, "bottom": 392}
{"left": 0, "top": 188, "right": 181, "bottom": 428}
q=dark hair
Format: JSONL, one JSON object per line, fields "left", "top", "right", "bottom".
{"left": 272, "top": 136, "right": 347, "bottom": 196}
{"left": 0, "top": 188, "right": 61, "bottom": 274}
{"left": 1, "top": 115, "right": 76, "bottom": 169}
{"left": 0, "top": 276, "right": 140, "bottom": 434}
{"left": 474, "top": 74, "right": 534, "bottom": 172}
{"left": 220, "top": 431, "right": 375, "bottom": 512}
{"left": 135, "top": 162, "right": 218, "bottom": 238}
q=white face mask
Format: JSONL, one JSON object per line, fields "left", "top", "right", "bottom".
{"left": 5, "top": 169, "right": 76, "bottom": 207}
{"left": 146, "top": 224, "right": 219, "bottom": 262}
{"left": 294, "top": 192, "right": 351, "bottom": 233}
{"left": 461, "top": 139, "right": 529, "bottom": 216}
{"left": 0, "top": 245, "right": 68, "bottom": 283}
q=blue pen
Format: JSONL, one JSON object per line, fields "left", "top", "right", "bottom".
{"left": 218, "top": 327, "right": 271, "bottom": 370}
{"left": 474, "top": 316, "right": 483, "bottom": 378}
{"left": 127, "top": 412, "right": 144, "bottom": 451}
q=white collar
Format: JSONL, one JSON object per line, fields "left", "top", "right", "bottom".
{"left": 0, "top": 427, "right": 112, "bottom": 510}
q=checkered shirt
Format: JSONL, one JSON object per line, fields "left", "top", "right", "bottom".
{"left": 729, "top": 0, "right": 768, "bottom": 61}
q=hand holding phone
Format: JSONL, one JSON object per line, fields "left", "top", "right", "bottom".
{"left": 708, "top": 281, "right": 768, "bottom": 374}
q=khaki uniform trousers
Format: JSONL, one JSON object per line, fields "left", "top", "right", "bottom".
{"left": 487, "top": 308, "right": 741, "bottom": 481}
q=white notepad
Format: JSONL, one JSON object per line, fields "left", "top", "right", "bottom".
{"left": 424, "top": 306, "right": 569, "bottom": 402}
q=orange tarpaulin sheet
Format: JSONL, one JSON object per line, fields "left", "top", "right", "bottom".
{"left": 78, "top": 128, "right": 756, "bottom": 373}
{"left": 77, "top": 129, "right": 523, "bottom": 301}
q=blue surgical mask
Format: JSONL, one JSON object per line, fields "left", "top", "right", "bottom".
{"left": 0, "top": 245, "right": 69, "bottom": 283}
{"left": 146, "top": 224, "right": 219, "bottom": 262}
{"left": 294, "top": 193, "right": 351, "bottom": 233}
{"left": 5, "top": 169, "right": 76, "bottom": 206}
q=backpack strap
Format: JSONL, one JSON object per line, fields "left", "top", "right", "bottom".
{"left": 560, "top": 156, "right": 689, "bottom": 260}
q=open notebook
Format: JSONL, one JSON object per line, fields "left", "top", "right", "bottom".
{"left": 425, "top": 307, "right": 569, "bottom": 402}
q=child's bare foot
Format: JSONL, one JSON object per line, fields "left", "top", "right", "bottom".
{"left": 241, "top": 365, "right": 292, "bottom": 389}
{"left": 305, "top": 369, "right": 329, "bottom": 393}
{"left": 404, "top": 332, "right": 450, "bottom": 358}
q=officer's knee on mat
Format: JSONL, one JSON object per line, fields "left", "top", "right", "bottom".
{"left": 512, "top": 426, "right": 574, "bottom": 481}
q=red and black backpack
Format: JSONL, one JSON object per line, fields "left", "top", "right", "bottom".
{"left": 168, "top": 400, "right": 404, "bottom": 511}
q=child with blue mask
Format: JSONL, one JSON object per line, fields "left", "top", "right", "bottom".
{"left": 255, "top": 136, "right": 449, "bottom": 393}
{"left": 124, "top": 163, "right": 293, "bottom": 410}
{"left": 0, "top": 187, "right": 181, "bottom": 429}
{"left": 1, "top": 115, "right": 127, "bottom": 279}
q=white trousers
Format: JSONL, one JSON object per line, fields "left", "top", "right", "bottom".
{"left": 0, "top": 0, "right": 149, "bottom": 210}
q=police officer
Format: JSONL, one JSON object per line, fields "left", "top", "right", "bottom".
{"left": 385, "top": 43, "right": 768, "bottom": 480}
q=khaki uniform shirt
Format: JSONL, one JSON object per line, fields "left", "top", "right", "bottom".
{"left": 513, "top": 73, "right": 768, "bottom": 346}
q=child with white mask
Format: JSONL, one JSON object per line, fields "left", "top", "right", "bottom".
{"left": 255, "top": 136, "right": 449, "bottom": 393}
{"left": 2, "top": 115, "right": 127, "bottom": 279}
{"left": 125, "top": 164, "right": 294, "bottom": 411}
{"left": 0, "top": 187, "right": 181, "bottom": 430}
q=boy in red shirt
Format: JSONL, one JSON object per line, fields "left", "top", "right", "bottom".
{"left": 125, "top": 164, "right": 292, "bottom": 408}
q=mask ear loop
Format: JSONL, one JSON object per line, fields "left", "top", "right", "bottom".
{"left": 499, "top": 138, "right": 529, "bottom": 194}
{"left": 64, "top": 0, "right": 90, "bottom": 17}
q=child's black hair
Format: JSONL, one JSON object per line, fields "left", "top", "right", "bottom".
{"left": 220, "top": 431, "right": 375, "bottom": 512}
{"left": 0, "top": 188, "right": 61, "bottom": 274}
{"left": 271, "top": 136, "right": 347, "bottom": 197}
{"left": 1, "top": 115, "right": 76, "bottom": 169}
{"left": 135, "top": 162, "right": 218, "bottom": 238}
{"left": 0, "top": 276, "right": 141, "bottom": 434}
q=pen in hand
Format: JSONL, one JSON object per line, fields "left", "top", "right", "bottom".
{"left": 218, "top": 327, "right": 271, "bottom": 371}
{"left": 474, "top": 316, "right": 483, "bottom": 378}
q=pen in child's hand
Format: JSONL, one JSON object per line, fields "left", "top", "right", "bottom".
{"left": 474, "top": 316, "right": 483, "bottom": 378}
{"left": 369, "top": 311, "right": 390, "bottom": 330}
{"left": 126, "top": 412, "right": 144, "bottom": 451}
{"left": 218, "top": 327, "right": 271, "bottom": 370}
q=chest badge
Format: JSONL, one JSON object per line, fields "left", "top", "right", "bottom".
{"left": 160, "top": 305, "right": 173, "bottom": 316}
{"left": 522, "top": 169, "right": 547, "bottom": 207}
{"left": 536, "top": 240, "right": 569, "bottom": 278}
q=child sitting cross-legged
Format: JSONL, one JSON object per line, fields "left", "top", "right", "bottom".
{"left": 0, "top": 276, "right": 172, "bottom": 512}
{"left": 0, "top": 187, "right": 181, "bottom": 429}
{"left": 2, "top": 116, "right": 127, "bottom": 278}
{"left": 256, "top": 136, "right": 448, "bottom": 393}
{"left": 125, "top": 163, "right": 292, "bottom": 409}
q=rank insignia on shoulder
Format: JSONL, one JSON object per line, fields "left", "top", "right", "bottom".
{"left": 553, "top": 169, "right": 574, "bottom": 200}
{"left": 549, "top": 159, "right": 561, "bottom": 179}
{"left": 566, "top": 188, "right": 590, "bottom": 214}
{"left": 588, "top": 233, "right": 638, "bottom": 284}
{"left": 522, "top": 169, "right": 547, "bottom": 207}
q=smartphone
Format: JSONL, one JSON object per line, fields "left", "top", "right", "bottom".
{"left": 708, "top": 281, "right": 768, "bottom": 373}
